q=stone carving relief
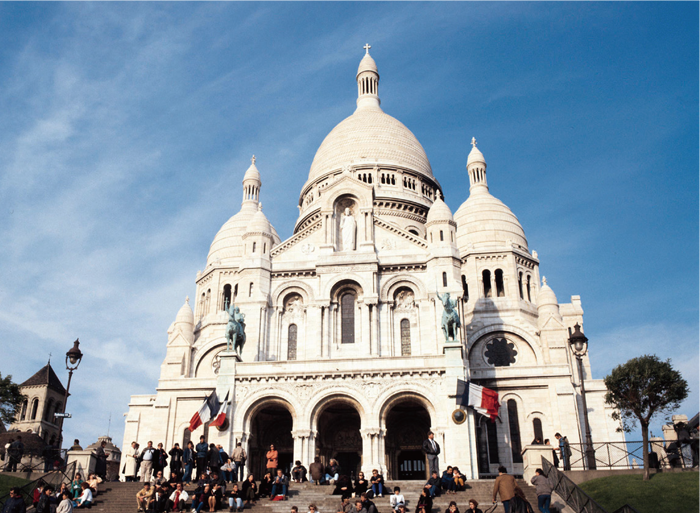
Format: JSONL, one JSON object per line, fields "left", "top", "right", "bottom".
{"left": 284, "top": 295, "right": 304, "bottom": 317}
{"left": 395, "top": 290, "right": 415, "bottom": 311}
{"left": 380, "top": 238, "right": 396, "bottom": 250}
{"left": 301, "top": 243, "right": 315, "bottom": 254}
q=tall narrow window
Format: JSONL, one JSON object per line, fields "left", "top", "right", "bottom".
{"left": 526, "top": 276, "right": 532, "bottom": 302}
{"left": 508, "top": 399, "right": 523, "bottom": 463}
{"left": 288, "top": 324, "right": 298, "bottom": 360}
{"left": 252, "top": 242, "right": 256, "bottom": 253}
{"left": 483, "top": 270, "right": 492, "bottom": 297}
{"left": 223, "top": 284, "right": 232, "bottom": 309}
{"left": 20, "top": 400, "right": 27, "bottom": 420}
{"left": 249, "top": 283, "right": 253, "bottom": 297}
{"left": 495, "top": 269, "right": 505, "bottom": 297}
{"left": 440, "top": 230, "right": 444, "bottom": 241}
{"left": 263, "top": 243, "right": 267, "bottom": 254}
{"left": 43, "top": 399, "right": 54, "bottom": 421}
{"left": 233, "top": 284, "right": 238, "bottom": 300}
{"left": 533, "top": 418, "right": 543, "bottom": 443}
{"left": 400, "top": 319, "right": 411, "bottom": 356}
{"left": 205, "top": 289, "right": 211, "bottom": 314}
{"left": 518, "top": 272, "right": 524, "bottom": 299}
{"left": 462, "top": 275, "right": 469, "bottom": 301}
{"left": 442, "top": 272, "right": 448, "bottom": 287}
{"left": 487, "top": 419, "right": 500, "bottom": 464}
{"left": 341, "top": 292, "right": 355, "bottom": 344}
{"left": 30, "top": 399, "right": 39, "bottom": 420}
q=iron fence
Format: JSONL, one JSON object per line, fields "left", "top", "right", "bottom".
{"left": 0, "top": 460, "right": 77, "bottom": 510}
{"left": 560, "top": 440, "right": 696, "bottom": 470}
{"left": 542, "top": 457, "right": 640, "bottom": 513}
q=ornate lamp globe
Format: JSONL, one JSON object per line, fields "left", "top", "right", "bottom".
{"left": 568, "top": 323, "right": 588, "bottom": 356}
{"left": 66, "top": 339, "right": 83, "bottom": 370}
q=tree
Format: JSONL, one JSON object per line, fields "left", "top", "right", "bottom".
{"left": 0, "top": 373, "right": 25, "bottom": 427}
{"left": 604, "top": 355, "right": 689, "bottom": 480}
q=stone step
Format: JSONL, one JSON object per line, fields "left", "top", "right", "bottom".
{"left": 90, "top": 480, "right": 537, "bottom": 513}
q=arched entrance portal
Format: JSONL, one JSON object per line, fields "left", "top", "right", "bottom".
{"left": 316, "top": 400, "right": 362, "bottom": 478}
{"left": 250, "top": 405, "right": 294, "bottom": 478}
{"left": 384, "top": 398, "right": 431, "bottom": 480}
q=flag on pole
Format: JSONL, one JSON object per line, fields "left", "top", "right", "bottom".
{"left": 189, "top": 391, "right": 221, "bottom": 432}
{"left": 466, "top": 382, "right": 500, "bottom": 420}
{"left": 209, "top": 391, "right": 230, "bottom": 428}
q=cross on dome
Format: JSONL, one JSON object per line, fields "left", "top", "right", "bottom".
{"left": 185, "top": 296, "right": 189, "bottom": 304}
{"left": 363, "top": 43, "right": 371, "bottom": 54}
{"left": 542, "top": 277, "right": 548, "bottom": 286}
{"left": 471, "top": 137, "right": 477, "bottom": 148}
{"left": 251, "top": 155, "right": 256, "bottom": 165}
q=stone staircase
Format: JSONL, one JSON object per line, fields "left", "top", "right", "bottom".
{"left": 90, "top": 480, "right": 539, "bottom": 513}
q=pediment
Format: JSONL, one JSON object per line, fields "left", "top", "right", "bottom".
{"left": 374, "top": 216, "right": 429, "bottom": 251}
{"left": 540, "top": 314, "right": 565, "bottom": 330}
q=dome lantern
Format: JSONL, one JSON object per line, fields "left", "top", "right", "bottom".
{"left": 242, "top": 155, "right": 262, "bottom": 207}
{"left": 467, "top": 137, "right": 488, "bottom": 192}
{"left": 356, "top": 44, "right": 380, "bottom": 111}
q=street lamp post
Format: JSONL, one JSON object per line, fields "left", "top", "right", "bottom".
{"left": 568, "top": 323, "right": 596, "bottom": 470}
{"left": 58, "top": 339, "right": 83, "bottom": 452}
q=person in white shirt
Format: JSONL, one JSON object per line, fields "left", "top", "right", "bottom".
{"left": 165, "top": 483, "right": 189, "bottom": 511}
{"left": 75, "top": 483, "right": 93, "bottom": 508}
{"left": 389, "top": 487, "right": 405, "bottom": 512}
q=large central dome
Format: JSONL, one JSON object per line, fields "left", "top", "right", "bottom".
{"left": 307, "top": 108, "right": 433, "bottom": 182}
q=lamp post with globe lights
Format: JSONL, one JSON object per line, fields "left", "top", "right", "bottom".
{"left": 57, "top": 339, "right": 83, "bottom": 451}
{"left": 568, "top": 323, "right": 596, "bottom": 470}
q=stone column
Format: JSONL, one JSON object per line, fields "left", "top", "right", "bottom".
{"left": 360, "top": 428, "right": 382, "bottom": 475}
{"left": 292, "top": 430, "right": 313, "bottom": 469}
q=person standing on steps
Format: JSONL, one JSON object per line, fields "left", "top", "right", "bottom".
{"left": 266, "top": 444, "right": 279, "bottom": 475}
{"left": 195, "top": 436, "right": 208, "bottom": 479}
{"left": 139, "top": 442, "right": 156, "bottom": 483}
{"left": 530, "top": 468, "right": 552, "bottom": 513}
{"left": 232, "top": 443, "right": 246, "bottom": 482}
{"left": 492, "top": 466, "right": 516, "bottom": 513}
{"left": 554, "top": 433, "right": 571, "bottom": 471}
{"left": 422, "top": 432, "right": 440, "bottom": 476}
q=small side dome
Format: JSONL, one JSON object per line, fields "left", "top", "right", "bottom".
{"left": 455, "top": 191, "right": 528, "bottom": 251}
{"left": 426, "top": 192, "right": 453, "bottom": 225}
{"left": 537, "top": 277, "right": 562, "bottom": 326}
{"left": 175, "top": 296, "right": 194, "bottom": 326}
{"left": 247, "top": 204, "right": 272, "bottom": 235}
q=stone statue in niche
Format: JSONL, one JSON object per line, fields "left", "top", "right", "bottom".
{"left": 340, "top": 207, "right": 356, "bottom": 251}
{"left": 224, "top": 298, "right": 246, "bottom": 356}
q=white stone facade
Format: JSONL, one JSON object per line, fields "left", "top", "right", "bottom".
{"left": 122, "top": 49, "right": 624, "bottom": 480}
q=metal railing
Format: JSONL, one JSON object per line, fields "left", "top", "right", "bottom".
{"left": 0, "top": 460, "right": 77, "bottom": 510}
{"left": 561, "top": 441, "right": 697, "bottom": 470}
{"left": 542, "top": 456, "right": 640, "bottom": 513}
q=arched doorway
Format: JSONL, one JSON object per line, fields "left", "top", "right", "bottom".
{"left": 315, "top": 398, "right": 362, "bottom": 478}
{"left": 384, "top": 397, "right": 432, "bottom": 480}
{"left": 249, "top": 405, "right": 294, "bottom": 478}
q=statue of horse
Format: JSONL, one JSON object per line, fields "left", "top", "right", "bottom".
{"left": 225, "top": 301, "right": 247, "bottom": 356}
{"left": 437, "top": 291, "right": 461, "bottom": 341}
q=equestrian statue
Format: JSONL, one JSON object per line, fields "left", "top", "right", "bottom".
{"left": 437, "top": 291, "right": 461, "bottom": 342}
{"left": 224, "top": 299, "right": 246, "bottom": 356}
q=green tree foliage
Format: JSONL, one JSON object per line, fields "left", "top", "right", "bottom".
{"left": 604, "top": 355, "right": 689, "bottom": 480}
{"left": 0, "top": 374, "right": 25, "bottom": 427}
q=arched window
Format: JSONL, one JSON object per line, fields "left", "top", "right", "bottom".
{"left": 487, "top": 419, "right": 499, "bottom": 464}
{"left": 249, "top": 283, "right": 253, "bottom": 297}
{"left": 341, "top": 292, "right": 355, "bottom": 344}
{"left": 183, "top": 428, "right": 192, "bottom": 448}
{"left": 400, "top": 319, "right": 411, "bottom": 356}
{"left": 205, "top": 289, "right": 211, "bottom": 314}
{"left": 263, "top": 243, "right": 267, "bottom": 254}
{"left": 20, "top": 400, "right": 27, "bottom": 421}
{"left": 44, "top": 399, "right": 54, "bottom": 421}
{"left": 495, "top": 269, "right": 505, "bottom": 297}
{"left": 533, "top": 418, "right": 544, "bottom": 443}
{"left": 482, "top": 270, "right": 492, "bottom": 298}
{"left": 252, "top": 242, "right": 256, "bottom": 253}
{"left": 442, "top": 272, "right": 448, "bottom": 287}
{"left": 233, "top": 284, "right": 238, "bottom": 300}
{"left": 518, "top": 272, "right": 524, "bottom": 299}
{"left": 508, "top": 400, "right": 523, "bottom": 463}
{"left": 288, "top": 324, "right": 298, "bottom": 360}
{"left": 199, "top": 292, "right": 206, "bottom": 320}
{"left": 223, "top": 285, "right": 232, "bottom": 310}
{"left": 461, "top": 275, "right": 469, "bottom": 301}
{"left": 526, "top": 275, "right": 532, "bottom": 302}
{"left": 30, "top": 398, "right": 39, "bottom": 420}
{"left": 440, "top": 230, "right": 444, "bottom": 241}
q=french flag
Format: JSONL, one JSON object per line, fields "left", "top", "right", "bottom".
{"left": 209, "top": 391, "right": 230, "bottom": 428}
{"left": 466, "top": 382, "right": 500, "bottom": 420}
{"left": 189, "top": 391, "right": 221, "bottom": 432}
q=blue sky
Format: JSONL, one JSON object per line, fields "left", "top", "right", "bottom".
{"left": 0, "top": 2, "right": 697, "bottom": 450}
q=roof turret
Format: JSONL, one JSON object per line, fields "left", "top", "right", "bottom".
{"left": 175, "top": 296, "right": 194, "bottom": 326}
{"left": 426, "top": 191, "right": 454, "bottom": 225}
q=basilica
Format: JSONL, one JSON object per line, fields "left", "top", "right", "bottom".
{"left": 122, "top": 48, "right": 624, "bottom": 480}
